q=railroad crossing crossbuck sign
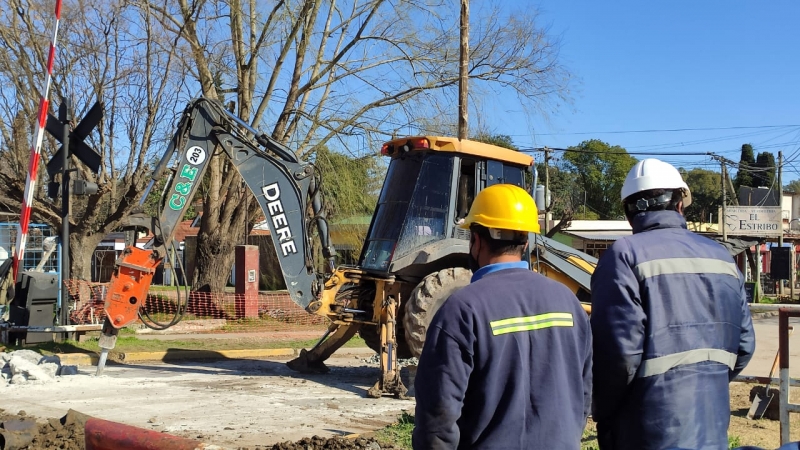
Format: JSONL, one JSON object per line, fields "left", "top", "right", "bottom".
{"left": 45, "top": 101, "right": 102, "bottom": 177}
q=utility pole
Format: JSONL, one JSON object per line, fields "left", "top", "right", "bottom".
{"left": 457, "top": 0, "right": 469, "bottom": 140}
{"left": 779, "top": 150, "right": 784, "bottom": 247}
{"left": 721, "top": 162, "right": 727, "bottom": 242}
{"left": 779, "top": 150, "right": 784, "bottom": 296}
{"left": 544, "top": 147, "right": 550, "bottom": 235}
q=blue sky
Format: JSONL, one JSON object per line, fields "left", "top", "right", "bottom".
{"left": 483, "top": 1, "right": 800, "bottom": 182}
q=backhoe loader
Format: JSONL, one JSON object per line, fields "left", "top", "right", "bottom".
{"left": 97, "top": 97, "right": 595, "bottom": 397}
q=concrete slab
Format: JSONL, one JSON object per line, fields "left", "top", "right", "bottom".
{"left": 0, "top": 353, "right": 406, "bottom": 447}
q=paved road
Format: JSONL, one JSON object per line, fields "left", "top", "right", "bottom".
{"left": 739, "top": 315, "right": 800, "bottom": 379}
{"left": 133, "top": 317, "right": 792, "bottom": 378}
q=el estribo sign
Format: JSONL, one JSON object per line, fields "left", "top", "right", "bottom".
{"left": 720, "top": 206, "right": 782, "bottom": 237}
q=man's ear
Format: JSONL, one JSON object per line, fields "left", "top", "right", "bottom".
{"left": 676, "top": 200, "right": 685, "bottom": 216}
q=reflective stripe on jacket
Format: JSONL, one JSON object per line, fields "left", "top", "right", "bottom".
{"left": 590, "top": 210, "right": 755, "bottom": 450}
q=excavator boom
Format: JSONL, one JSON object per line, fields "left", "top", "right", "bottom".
{"left": 102, "top": 98, "right": 334, "bottom": 332}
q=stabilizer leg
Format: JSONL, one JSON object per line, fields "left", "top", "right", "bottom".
{"left": 367, "top": 294, "right": 407, "bottom": 399}
{"left": 286, "top": 321, "right": 360, "bottom": 373}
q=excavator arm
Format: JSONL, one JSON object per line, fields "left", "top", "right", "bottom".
{"left": 96, "top": 98, "right": 335, "bottom": 370}
{"left": 530, "top": 234, "right": 596, "bottom": 313}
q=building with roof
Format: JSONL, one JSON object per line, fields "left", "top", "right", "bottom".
{"left": 552, "top": 220, "right": 632, "bottom": 259}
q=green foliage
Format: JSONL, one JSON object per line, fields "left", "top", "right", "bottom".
{"left": 536, "top": 161, "right": 581, "bottom": 217}
{"left": 471, "top": 132, "right": 518, "bottom": 150}
{"left": 375, "top": 412, "right": 415, "bottom": 449}
{"left": 786, "top": 179, "right": 800, "bottom": 194}
{"left": 728, "top": 435, "right": 741, "bottom": 448}
{"left": 314, "top": 146, "right": 381, "bottom": 217}
{"left": 682, "top": 168, "right": 722, "bottom": 224}
{"left": 562, "top": 140, "right": 638, "bottom": 219}
{"left": 313, "top": 146, "right": 383, "bottom": 253}
{"left": 734, "top": 144, "right": 755, "bottom": 191}
{"left": 573, "top": 209, "right": 600, "bottom": 220}
{"left": 754, "top": 151, "right": 776, "bottom": 188}
{"left": 581, "top": 426, "right": 599, "bottom": 450}
{"left": 260, "top": 272, "right": 285, "bottom": 291}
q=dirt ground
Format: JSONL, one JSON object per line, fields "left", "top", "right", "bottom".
{"left": 577, "top": 383, "right": 800, "bottom": 449}
{"left": 0, "top": 409, "right": 84, "bottom": 450}
{"left": 1, "top": 380, "right": 797, "bottom": 449}
{"left": 727, "top": 382, "right": 800, "bottom": 448}
{"left": 0, "top": 352, "right": 411, "bottom": 449}
{"left": 2, "top": 314, "right": 798, "bottom": 449}
{"left": 0, "top": 408, "right": 395, "bottom": 450}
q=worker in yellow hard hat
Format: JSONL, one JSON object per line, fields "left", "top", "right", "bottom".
{"left": 413, "top": 183, "right": 592, "bottom": 450}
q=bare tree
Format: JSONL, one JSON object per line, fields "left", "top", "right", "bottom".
{"left": 0, "top": 0, "right": 187, "bottom": 279}
{"left": 138, "top": 0, "right": 574, "bottom": 292}
{"left": 0, "top": 0, "right": 573, "bottom": 291}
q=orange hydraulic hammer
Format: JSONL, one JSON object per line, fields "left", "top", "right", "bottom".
{"left": 103, "top": 246, "right": 161, "bottom": 329}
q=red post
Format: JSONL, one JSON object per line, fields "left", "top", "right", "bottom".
{"left": 84, "top": 417, "right": 209, "bottom": 450}
{"left": 235, "top": 245, "right": 259, "bottom": 319}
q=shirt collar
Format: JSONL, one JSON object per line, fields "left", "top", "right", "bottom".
{"left": 471, "top": 260, "right": 530, "bottom": 283}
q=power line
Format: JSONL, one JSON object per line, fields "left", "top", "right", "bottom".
{"left": 511, "top": 124, "right": 800, "bottom": 137}
{"left": 519, "top": 147, "right": 713, "bottom": 156}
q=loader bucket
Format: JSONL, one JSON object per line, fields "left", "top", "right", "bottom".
{"left": 84, "top": 416, "right": 220, "bottom": 450}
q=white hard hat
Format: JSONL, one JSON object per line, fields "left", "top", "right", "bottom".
{"left": 621, "top": 158, "right": 692, "bottom": 207}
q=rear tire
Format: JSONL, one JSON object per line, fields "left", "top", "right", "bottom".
{"left": 403, "top": 267, "right": 472, "bottom": 357}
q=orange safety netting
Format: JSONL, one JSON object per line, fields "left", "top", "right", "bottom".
{"left": 64, "top": 279, "right": 327, "bottom": 332}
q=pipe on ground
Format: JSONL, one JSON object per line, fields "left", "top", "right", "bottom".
{"left": 84, "top": 417, "right": 223, "bottom": 450}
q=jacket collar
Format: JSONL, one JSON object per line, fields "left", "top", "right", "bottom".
{"left": 631, "top": 210, "right": 687, "bottom": 234}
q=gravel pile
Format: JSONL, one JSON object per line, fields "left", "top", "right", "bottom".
{"left": 1, "top": 350, "right": 78, "bottom": 385}
{"left": 361, "top": 354, "right": 418, "bottom": 368}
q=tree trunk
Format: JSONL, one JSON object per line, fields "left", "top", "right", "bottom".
{"left": 66, "top": 233, "right": 105, "bottom": 306}
{"left": 192, "top": 211, "right": 247, "bottom": 293}
{"left": 546, "top": 212, "right": 573, "bottom": 239}
{"left": 69, "top": 233, "right": 104, "bottom": 281}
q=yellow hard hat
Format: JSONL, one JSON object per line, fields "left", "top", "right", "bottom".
{"left": 460, "top": 183, "right": 540, "bottom": 235}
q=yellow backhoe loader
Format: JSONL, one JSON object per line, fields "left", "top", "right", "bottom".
{"left": 96, "top": 97, "right": 595, "bottom": 397}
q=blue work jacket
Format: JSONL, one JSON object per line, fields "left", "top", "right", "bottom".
{"left": 590, "top": 210, "right": 756, "bottom": 450}
{"left": 413, "top": 263, "right": 592, "bottom": 449}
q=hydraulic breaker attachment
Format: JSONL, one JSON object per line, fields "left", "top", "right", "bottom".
{"left": 95, "top": 246, "right": 160, "bottom": 375}
{"left": 367, "top": 293, "right": 407, "bottom": 399}
{"left": 286, "top": 322, "right": 361, "bottom": 373}
{"left": 103, "top": 246, "right": 161, "bottom": 329}
{"left": 95, "top": 319, "right": 119, "bottom": 376}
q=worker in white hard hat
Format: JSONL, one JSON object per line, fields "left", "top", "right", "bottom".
{"left": 589, "top": 158, "right": 755, "bottom": 450}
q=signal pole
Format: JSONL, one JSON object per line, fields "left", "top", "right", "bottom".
{"left": 45, "top": 99, "right": 102, "bottom": 339}
{"left": 59, "top": 101, "right": 71, "bottom": 331}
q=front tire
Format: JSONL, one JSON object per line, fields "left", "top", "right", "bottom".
{"left": 403, "top": 267, "right": 472, "bottom": 357}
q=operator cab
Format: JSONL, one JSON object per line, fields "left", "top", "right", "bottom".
{"left": 360, "top": 136, "right": 533, "bottom": 273}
